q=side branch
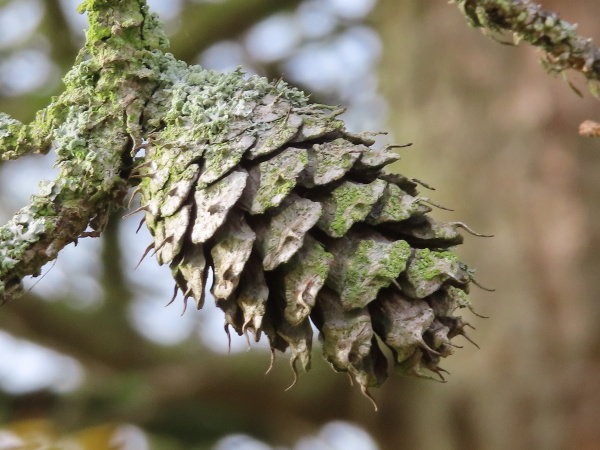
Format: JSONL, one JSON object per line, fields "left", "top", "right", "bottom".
{"left": 0, "top": 198, "right": 82, "bottom": 302}
{"left": 0, "top": 178, "right": 129, "bottom": 304}
{"left": 0, "top": 0, "right": 164, "bottom": 303}
{"left": 452, "top": 0, "right": 600, "bottom": 82}
{"left": 0, "top": 112, "right": 52, "bottom": 160}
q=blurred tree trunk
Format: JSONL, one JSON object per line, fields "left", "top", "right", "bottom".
{"left": 372, "top": 1, "right": 600, "bottom": 449}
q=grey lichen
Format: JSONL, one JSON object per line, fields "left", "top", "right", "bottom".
{"left": 366, "top": 182, "right": 432, "bottom": 225}
{"left": 255, "top": 198, "right": 322, "bottom": 271}
{"left": 0, "top": 0, "right": 166, "bottom": 301}
{"left": 211, "top": 210, "right": 256, "bottom": 301}
{"left": 192, "top": 170, "right": 248, "bottom": 243}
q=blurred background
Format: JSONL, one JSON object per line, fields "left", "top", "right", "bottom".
{"left": 1, "top": 0, "right": 600, "bottom": 448}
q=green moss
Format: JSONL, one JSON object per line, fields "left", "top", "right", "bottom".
{"left": 321, "top": 180, "right": 385, "bottom": 237}
{"left": 339, "top": 239, "right": 411, "bottom": 309}
{"left": 342, "top": 241, "right": 374, "bottom": 299}
{"left": 408, "top": 248, "right": 459, "bottom": 281}
{"left": 247, "top": 148, "right": 307, "bottom": 213}
{"left": 313, "top": 252, "right": 333, "bottom": 280}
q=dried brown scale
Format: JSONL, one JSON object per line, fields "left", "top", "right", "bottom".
{"left": 135, "top": 86, "right": 484, "bottom": 400}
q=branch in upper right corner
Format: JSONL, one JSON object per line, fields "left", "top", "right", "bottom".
{"left": 453, "top": 0, "right": 600, "bottom": 83}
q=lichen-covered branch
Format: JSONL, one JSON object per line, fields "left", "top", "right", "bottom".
{"left": 0, "top": 112, "right": 52, "bottom": 160}
{"left": 0, "top": 0, "right": 167, "bottom": 302}
{"left": 452, "top": 0, "right": 600, "bottom": 82}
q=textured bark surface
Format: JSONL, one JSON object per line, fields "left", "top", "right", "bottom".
{"left": 0, "top": 0, "right": 167, "bottom": 300}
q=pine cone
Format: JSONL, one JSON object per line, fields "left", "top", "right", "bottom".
{"left": 133, "top": 61, "right": 485, "bottom": 401}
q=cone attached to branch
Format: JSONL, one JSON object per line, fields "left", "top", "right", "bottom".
{"left": 133, "top": 65, "right": 485, "bottom": 396}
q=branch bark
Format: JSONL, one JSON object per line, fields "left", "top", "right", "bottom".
{"left": 452, "top": 0, "right": 600, "bottom": 84}
{"left": 0, "top": 0, "right": 166, "bottom": 302}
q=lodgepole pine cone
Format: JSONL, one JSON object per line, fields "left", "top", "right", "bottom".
{"left": 133, "top": 60, "right": 486, "bottom": 402}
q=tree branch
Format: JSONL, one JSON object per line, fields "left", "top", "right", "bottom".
{"left": 0, "top": 0, "right": 166, "bottom": 303}
{"left": 452, "top": 0, "right": 600, "bottom": 83}
{"left": 0, "top": 113, "right": 51, "bottom": 160}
